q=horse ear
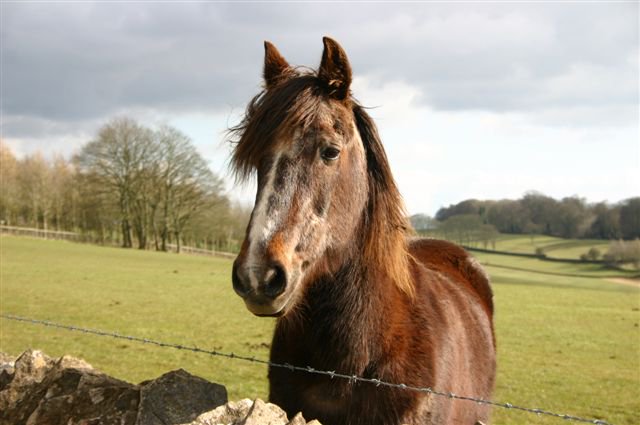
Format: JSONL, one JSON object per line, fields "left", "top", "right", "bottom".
{"left": 318, "top": 37, "right": 352, "bottom": 101}
{"left": 264, "top": 41, "right": 291, "bottom": 89}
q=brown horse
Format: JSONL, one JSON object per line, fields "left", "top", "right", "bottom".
{"left": 230, "top": 37, "right": 496, "bottom": 425}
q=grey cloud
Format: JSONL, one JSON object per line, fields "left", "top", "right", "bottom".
{"left": 1, "top": 2, "right": 637, "bottom": 139}
{"left": 2, "top": 3, "right": 265, "bottom": 121}
{"left": 347, "top": 3, "right": 638, "bottom": 113}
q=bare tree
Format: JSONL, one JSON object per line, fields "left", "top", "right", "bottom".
{"left": 49, "top": 155, "right": 74, "bottom": 231}
{"left": 154, "top": 125, "right": 222, "bottom": 252}
{"left": 18, "top": 152, "right": 53, "bottom": 231}
{"left": 76, "top": 117, "right": 155, "bottom": 248}
{"left": 73, "top": 169, "right": 121, "bottom": 244}
{"left": 3, "top": 120, "right": 248, "bottom": 254}
{"left": 410, "top": 214, "right": 438, "bottom": 233}
{"left": 0, "top": 142, "right": 19, "bottom": 225}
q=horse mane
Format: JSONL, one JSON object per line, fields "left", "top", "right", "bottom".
{"left": 352, "top": 105, "right": 415, "bottom": 298}
{"left": 228, "top": 74, "right": 414, "bottom": 297}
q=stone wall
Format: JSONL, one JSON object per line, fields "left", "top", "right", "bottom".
{"left": 0, "top": 350, "right": 320, "bottom": 425}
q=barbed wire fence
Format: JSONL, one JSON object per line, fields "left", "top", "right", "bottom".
{"left": 0, "top": 313, "right": 612, "bottom": 425}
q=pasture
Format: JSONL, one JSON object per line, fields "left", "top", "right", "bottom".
{"left": 0, "top": 235, "right": 638, "bottom": 424}
{"left": 466, "top": 233, "right": 614, "bottom": 260}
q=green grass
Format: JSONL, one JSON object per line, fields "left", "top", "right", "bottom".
{"left": 1, "top": 235, "right": 638, "bottom": 424}
{"left": 542, "top": 239, "right": 613, "bottom": 260}
{"left": 489, "top": 234, "right": 564, "bottom": 253}
{"left": 488, "top": 265, "right": 639, "bottom": 424}
{"left": 472, "top": 251, "right": 637, "bottom": 279}
{"left": 469, "top": 234, "right": 613, "bottom": 260}
{"left": 0, "top": 235, "right": 276, "bottom": 399}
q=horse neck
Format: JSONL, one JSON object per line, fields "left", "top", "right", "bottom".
{"left": 279, "top": 233, "right": 401, "bottom": 373}
{"left": 274, "top": 161, "right": 413, "bottom": 371}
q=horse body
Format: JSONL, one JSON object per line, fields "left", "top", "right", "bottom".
{"left": 269, "top": 238, "right": 495, "bottom": 425}
{"left": 230, "top": 37, "right": 496, "bottom": 425}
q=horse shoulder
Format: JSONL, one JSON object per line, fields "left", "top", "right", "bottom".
{"left": 408, "top": 237, "right": 494, "bottom": 317}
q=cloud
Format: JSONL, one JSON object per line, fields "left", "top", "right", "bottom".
{"left": 1, "top": 2, "right": 637, "bottom": 213}
{"left": 2, "top": 2, "right": 637, "bottom": 132}
{"left": 351, "top": 75, "right": 638, "bottom": 214}
{"left": 2, "top": 3, "right": 262, "bottom": 123}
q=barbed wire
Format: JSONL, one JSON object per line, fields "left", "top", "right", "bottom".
{"left": 0, "top": 313, "right": 611, "bottom": 425}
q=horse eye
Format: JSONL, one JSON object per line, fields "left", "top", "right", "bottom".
{"left": 321, "top": 147, "right": 341, "bottom": 162}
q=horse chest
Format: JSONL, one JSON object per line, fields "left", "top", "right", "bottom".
{"left": 269, "top": 313, "right": 375, "bottom": 420}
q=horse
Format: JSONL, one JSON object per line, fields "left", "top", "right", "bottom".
{"left": 229, "top": 37, "right": 496, "bottom": 425}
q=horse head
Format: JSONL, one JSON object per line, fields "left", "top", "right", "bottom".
{"left": 230, "top": 38, "right": 371, "bottom": 316}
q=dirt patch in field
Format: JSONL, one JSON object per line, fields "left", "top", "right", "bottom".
{"left": 607, "top": 278, "right": 640, "bottom": 288}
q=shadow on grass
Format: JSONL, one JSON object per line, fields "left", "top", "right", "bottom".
{"left": 491, "top": 275, "right": 638, "bottom": 293}
{"left": 483, "top": 262, "right": 640, "bottom": 280}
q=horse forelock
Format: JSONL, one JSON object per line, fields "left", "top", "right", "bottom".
{"left": 229, "top": 74, "right": 324, "bottom": 182}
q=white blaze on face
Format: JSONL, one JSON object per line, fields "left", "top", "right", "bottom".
{"left": 244, "top": 128, "right": 327, "bottom": 290}
{"left": 246, "top": 152, "right": 283, "bottom": 290}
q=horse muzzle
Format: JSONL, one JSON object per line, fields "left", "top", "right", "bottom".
{"left": 232, "top": 259, "right": 296, "bottom": 317}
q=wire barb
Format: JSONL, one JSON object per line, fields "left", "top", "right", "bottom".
{"left": 0, "top": 313, "right": 613, "bottom": 425}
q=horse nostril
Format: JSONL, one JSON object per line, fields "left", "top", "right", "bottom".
{"left": 262, "top": 263, "right": 287, "bottom": 299}
{"left": 232, "top": 261, "right": 251, "bottom": 298}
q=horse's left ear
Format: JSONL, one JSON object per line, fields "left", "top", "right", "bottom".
{"left": 318, "top": 37, "right": 352, "bottom": 101}
{"left": 264, "top": 41, "right": 291, "bottom": 89}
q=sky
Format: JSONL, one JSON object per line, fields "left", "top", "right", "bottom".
{"left": 1, "top": 1, "right": 638, "bottom": 216}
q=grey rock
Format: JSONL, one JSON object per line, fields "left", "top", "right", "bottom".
{"left": 185, "top": 399, "right": 320, "bottom": 425}
{"left": 187, "top": 398, "right": 254, "bottom": 424}
{"left": 0, "top": 350, "right": 58, "bottom": 424}
{"left": 0, "top": 354, "right": 14, "bottom": 363}
{"left": 0, "top": 351, "right": 233, "bottom": 425}
{"left": 240, "top": 399, "right": 288, "bottom": 425}
{"left": 285, "top": 413, "right": 307, "bottom": 425}
{"left": 0, "top": 353, "right": 14, "bottom": 392}
{"left": 0, "top": 369, "right": 13, "bottom": 393}
{"left": 0, "top": 350, "right": 139, "bottom": 425}
{"left": 0, "top": 351, "right": 320, "bottom": 425}
{"left": 11, "top": 349, "right": 55, "bottom": 385}
{"left": 137, "top": 368, "right": 227, "bottom": 425}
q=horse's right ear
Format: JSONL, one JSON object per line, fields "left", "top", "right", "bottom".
{"left": 264, "top": 41, "right": 291, "bottom": 89}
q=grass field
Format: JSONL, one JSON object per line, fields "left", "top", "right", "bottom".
{"left": 473, "top": 251, "right": 638, "bottom": 279}
{"left": 0, "top": 235, "right": 275, "bottom": 398}
{"left": 492, "top": 234, "right": 614, "bottom": 260}
{"left": 1, "top": 235, "right": 638, "bottom": 424}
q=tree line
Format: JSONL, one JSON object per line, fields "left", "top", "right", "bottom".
{"left": 433, "top": 192, "right": 640, "bottom": 240}
{"left": 0, "top": 118, "right": 251, "bottom": 253}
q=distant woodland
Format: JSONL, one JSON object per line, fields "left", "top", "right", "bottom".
{"left": 2, "top": 118, "right": 638, "bottom": 259}
{"left": 0, "top": 118, "right": 250, "bottom": 252}
{"left": 426, "top": 194, "right": 640, "bottom": 241}
{"left": 410, "top": 194, "right": 640, "bottom": 267}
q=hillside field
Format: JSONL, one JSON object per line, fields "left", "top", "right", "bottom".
{"left": 464, "top": 233, "right": 615, "bottom": 260}
{"left": 1, "top": 235, "right": 638, "bottom": 424}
